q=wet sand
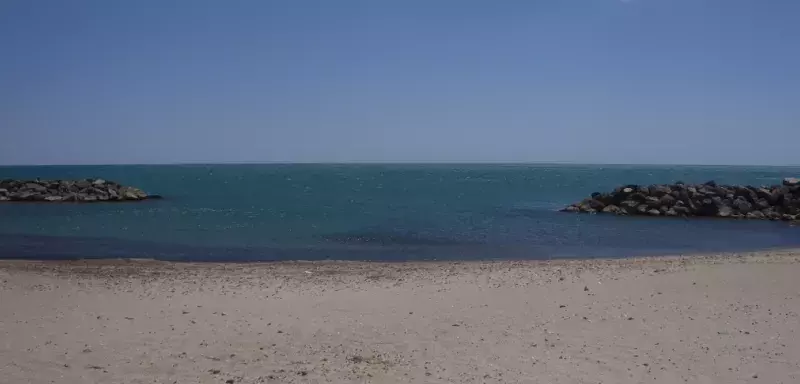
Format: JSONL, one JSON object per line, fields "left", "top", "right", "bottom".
{"left": 2, "top": 250, "right": 800, "bottom": 383}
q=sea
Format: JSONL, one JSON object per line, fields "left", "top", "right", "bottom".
{"left": 1, "top": 164, "right": 799, "bottom": 262}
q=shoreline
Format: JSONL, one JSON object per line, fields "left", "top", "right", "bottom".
{"left": 3, "top": 249, "right": 800, "bottom": 383}
{"left": 2, "top": 246, "right": 799, "bottom": 268}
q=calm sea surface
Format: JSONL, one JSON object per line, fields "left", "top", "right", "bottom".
{"left": 1, "top": 164, "right": 799, "bottom": 261}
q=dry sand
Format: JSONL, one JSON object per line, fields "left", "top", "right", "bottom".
{"left": 2, "top": 251, "right": 800, "bottom": 384}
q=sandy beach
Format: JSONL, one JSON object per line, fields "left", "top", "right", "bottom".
{"left": 2, "top": 251, "right": 800, "bottom": 384}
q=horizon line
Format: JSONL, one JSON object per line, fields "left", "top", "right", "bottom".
{"left": 2, "top": 161, "right": 800, "bottom": 168}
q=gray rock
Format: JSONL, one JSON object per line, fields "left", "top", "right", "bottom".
{"left": 92, "top": 179, "right": 106, "bottom": 186}
{"left": 717, "top": 206, "right": 733, "bottom": 217}
{"left": 647, "top": 209, "right": 661, "bottom": 216}
{"left": 755, "top": 199, "right": 771, "bottom": 210}
{"left": 782, "top": 194, "right": 794, "bottom": 208}
{"left": 734, "top": 197, "right": 753, "bottom": 213}
{"left": 659, "top": 194, "right": 676, "bottom": 206}
{"left": 602, "top": 205, "right": 621, "bottom": 214}
{"left": 24, "top": 183, "right": 47, "bottom": 192}
{"left": 783, "top": 177, "right": 800, "bottom": 186}
{"left": 0, "top": 188, "right": 7, "bottom": 196}
{"left": 620, "top": 200, "right": 640, "bottom": 213}
{"left": 746, "top": 211, "right": 766, "bottom": 220}
{"left": 650, "top": 185, "right": 672, "bottom": 197}
{"left": 755, "top": 188, "right": 772, "bottom": 200}
{"left": 44, "top": 196, "right": 63, "bottom": 202}
{"left": 645, "top": 196, "right": 661, "bottom": 208}
{"left": 765, "top": 209, "right": 782, "bottom": 220}
{"left": 121, "top": 188, "right": 142, "bottom": 200}
{"left": 587, "top": 199, "right": 605, "bottom": 210}
{"left": 13, "top": 192, "right": 34, "bottom": 201}
{"left": 562, "top": 205, "right": 580, "bottom": 213}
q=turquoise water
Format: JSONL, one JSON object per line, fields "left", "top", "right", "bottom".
{"left": 1, "top": 164, "right": 800, "bottom": 261}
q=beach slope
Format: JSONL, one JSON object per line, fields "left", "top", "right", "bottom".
{"left": 2, "top": 251, "right": 799, "bottom": 383}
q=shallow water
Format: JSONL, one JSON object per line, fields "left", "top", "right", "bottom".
{"left": 2, "top": 163, "right": 799, "bottom": 261}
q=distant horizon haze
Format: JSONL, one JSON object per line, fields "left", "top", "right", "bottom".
{"left": 2, "top": 161, "right": 800, "bottom": 168}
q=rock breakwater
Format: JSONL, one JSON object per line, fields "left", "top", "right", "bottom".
{"left": 563, "top": 177, "right": 800, "bottom": 221}
{"left": 0, "top": 179, "right": 159, "bottom": 202}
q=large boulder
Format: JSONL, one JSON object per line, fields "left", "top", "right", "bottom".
{"left": 119, "top": 186, "right": 148, "bottom": 201}
{"left": 23, "top": 182, "right": 47, "bottom": 193}
{"left": 755, "top": 188, "right": 773, "bottom": 201}
{"left": 587, "top": 199, "right": 606, "bottom": 210}
{"left": 620, "top": 200, "right": 640, "bottom": 214}
{"left": 717, "top": 206, "right": 733, "bottom": 217}
{"left": 650, "top": 185, "right": 672, "bottom": 197}
{"left": 733, "top": 197, "right": 753, "bottom": 213}
{"left": 75, "top": 179, "right": 92, "bottom": 189}
{"left": 755, "top": 199, "right": 771, "bottom": 210}
{"left": 783, "top": 177, "right": 800, "bottom": 186}
{"left": 644, "top": 196, "right": 661, "bottom": 208}
{"left": 763, "top": 208, "right": 782, "bottom": 220}
{"left": 659, "top": 194, "right": 676, "bottom": 206}
{"left": 562, "top": 205, "right": 580, "bottom": 213}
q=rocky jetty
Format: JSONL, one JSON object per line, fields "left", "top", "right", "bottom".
{"left": 563, "top": 177, "right": 800, "bottom": 222}
{"left": 0, "top": 179, "right": 159, "bottom": 202}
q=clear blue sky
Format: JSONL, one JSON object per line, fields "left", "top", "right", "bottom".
{"left": 1, "top": 0, "right": 798, "bottom": 165}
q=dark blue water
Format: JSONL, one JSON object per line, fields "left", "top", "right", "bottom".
{"left": 1, "top": 164, "right": 799, "bottom": 261}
